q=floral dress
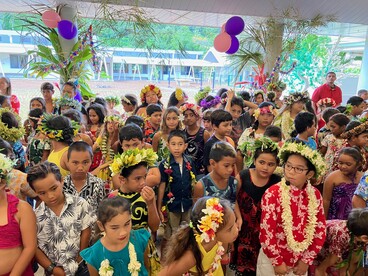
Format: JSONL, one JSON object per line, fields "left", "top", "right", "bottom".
{"left": 27, "top": 136, "right": 51, "bottom": 167}
{"left": 321, "top": 134, "right": 345, "bottom": 169}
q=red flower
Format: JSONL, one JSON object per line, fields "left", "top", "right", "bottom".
{"left": 167, "top": 192, "right": 174, "bottom": 198}
{"left": 149, "top": 84, "right": 155, "bottom": 90}
{"left": 164, "top": 169, "right": 173, "bottom": 175}
{"left": 186, "top": 162, "right": 192, "bottom": 171}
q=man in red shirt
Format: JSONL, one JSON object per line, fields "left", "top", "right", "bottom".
{"left": 311, "top": 72, "right": 342, "bottom": 111}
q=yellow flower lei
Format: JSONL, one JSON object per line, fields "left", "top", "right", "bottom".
{"left": 37, "top": 114, "right": 80, "bottom": 141}
{"left": 110, "top": 148, "right": 158, "bottom": 176}
{"left": 175, "top": 88, "right": 184, "bottom": 101}
{"left": 280, "top": 178, "right": 318, "bottom": 253}
{"left": 0, "top": 108, "right": 25, "bottom": 142}
{"left": 197, "top": 198, "right": 224, "bottom": 243}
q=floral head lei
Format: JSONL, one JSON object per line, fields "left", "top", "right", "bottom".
{"left": 194, "top": 86, "right": 211, "bottom": 103}
{"left": 175, "top": 88, "right": 187, "bottom": 101}
{"left": 285, "top": 91, "right": 309, "bottom": 105}
{"left": 0, "top": 108, "right": 25, "bottom": 142}
{"left": 110, "top": 148, "right": 157, "bottom": 176}
{"left": 56, "top": 96, "right": 82, "bottom": 111}
{"left": 121, "top": 95, "right": 132, "bottom": 105}
{"left": 340, "top": 121, "right": 368, "bottom": 140}
{"left": 105, "top": 96, "right": 120, "bottom": 106}
{"left": 266, "top": 91, "right": 276, "bottom": 102}
{"left": 104, "top": 115, "right": 124, "bottom": 126}
{"left": 278, "top": 141, "right": 327, "bottom": 179}
{"left": 0, "top": 153, "right": 15, "bottom": 181}
{"left": 37, "top": 114, "right": 80, "bottom": 141}
{"left": 140, "top": 84, "right": 162, "bottom": 103}
{"left": 253, "top": 89, "right": 265, "bottom": 99}
{"left": 267, "top": 81, "right": 286, "bottom": 92}
{"left": 179, "top": 103, "right": 201, "bottom": 117}
{"left": 239, "top": 136, "right": 279, "bottom": 167}
{"left": 253, "top": 105, "right": 278, "bottom": 119}
{"left": 200, "top": 96, "right": 221, "bottom": 109}
{"left": 317, "top": 97, "right": 336, "bottom": 107}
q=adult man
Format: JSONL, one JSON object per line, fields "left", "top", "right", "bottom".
{"left": 311, "top": 72, "right": 342, "bottom": 111}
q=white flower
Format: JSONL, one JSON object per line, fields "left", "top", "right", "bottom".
{"left": 178, "top": 114, "right": 185, "bottom": 122}
{"left": 99, "top": 259, "right": 114, "bottom": 276}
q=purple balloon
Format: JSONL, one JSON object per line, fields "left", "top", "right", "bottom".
{"left": 58, "top": 20, "right": 77, "bottom": 40}
{"left": 226, "top": 36, "right": 240, "bottom": 55}
{"left": 225, "top": 16, "right": 245, "bottom": 36}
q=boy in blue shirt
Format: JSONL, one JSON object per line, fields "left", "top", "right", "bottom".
{"left": 294, "top": 111, "right": 318, "bottom": 150}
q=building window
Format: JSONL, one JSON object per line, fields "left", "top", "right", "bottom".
{"left": 10, "top": 55, "right": 27, "bottom": 69}
{"left": 0, "top": 35, "right": 10, "bottom": 43}
{"left": 141, "top": 65, "right": 148, "bottom": 74}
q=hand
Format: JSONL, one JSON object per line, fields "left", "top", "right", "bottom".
{"left": 227, "top": 89, "right": 235, "bottom": 99}
{"left": 140, "top": 186, "right": 155, "bottom": 205}
{"left": 274, "top": 262, "right": 288, "bottom": 276}
{"left": 293, "top": 260, "right": 308, "bottom": 275}
{"left": 53, "top": 266, "right": 66, "bottom": 276}
{"left": 158, "top": 211, "right": 165, "bottom": 222}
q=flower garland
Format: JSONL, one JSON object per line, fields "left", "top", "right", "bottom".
{"left": 55, "top": 96, "right": 82, "bottom": 111}
{"left": 121, "top": 96, "right": 132, "bottom": 105}
{"left": 110, "top": 148, "right": 158, "bottom": 176}
{"left": 105, "top": 96, "right": 120, "bottom": 106}
{"left": 0, "top": 153, "right": 15, "bottom": 180}
{"left": 197, "top": 198, "right": 224, "bottom": 243}
{"left": 253, "top": 105, "right": 278, "bottom": 119}
{"left": 340, "top": 121, "right": 368, "bottom": 140}
{"left": 140, "top": 84, "right": 162, "bottom": 103}
{"left": 37, "top": 114, "right": 80, "bottom": 141}
{"left": 285, "top": 91, "right": 309, "bottom": 105}
{"left": 100, "top": 135, "right": 115, "bottom": 161}
{"left": 104, "top": 115, "right": 124, "bottom": 126}
{"left": 279, "top": 178, "right": 318, "bottom": 253}
{"left": 200, "top": 96, "right": 221, "bottom": 110}
{"left": 99, "top": 260, "right": 114, "bottom": 276}
{"left": 317, "top": 97, "right": 336, "bottom": 107}
{"left": 0, "top": 108, "right": 25, "bottom": 142}
{"left": 175, "top": 88, "right": 185, "bottom": 101}
{"left": 179, "top": 103, "right": 201, "bottom": 117}
{"left": 280, "top": 110, "right": 294, "bottom": 140}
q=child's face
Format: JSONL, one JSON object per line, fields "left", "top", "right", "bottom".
{"left": 202, "top": 118, "right": 212, "bottom": 132}
{"left": 42, "top": 89, "right": 54, "bottom": 101}
{"left": 352, "top": 103, "right": 365, "bottom": 116}
{"left": 215, "top": 210, "right": 238, "bottom": 244}
{"left": 98, "top": 211, "right": 132, "bottom": 246}
{"left": 30, "top": 100, "right": 43, "bottom": 110}
{"left": 254, "top": 153, "right": 277, "bottom": 178}
{"left": 121, "top": 138, "right": 144, "bottom": 151}
{"left": 60, "top": 106, "right": 71, "bottom": 114}
{"left": 119, "top": 165, "right": 147, "bottom": 193}
{"left": 1, "top": 98, "right": 11, "bottom": 109}
{"left": 338, "top": 154, "right": 359, "bottom": 176}
{"left": 283, "top": 154, "right": 314, "bottom": 189}
{"left": 183, "top": 110, "right": 198, "bottom": 127}
{"left": 0, "top": 78, "right": 9, "bottom": 93}
{"left": 210, "top": 156, "right": 236, "bottom": 179}
{"left": 107, "top": 101, "right": 115, "bottom": 110}
{"left": 165, "top": 112, "right": 179, "bottom": 130}
{"left": 291, "top": 101, "right": 305, "bottom": 113}
{"left": 230, "top": 105, "right": 242, "bottom": 120}
{"left": 167, "top": 136, "right": 187, "bottom": 159}
{"left": 150, "top": 111, "right": 162, "bottom": 127}
{"left": 214, "top": 121, "right": 232, "bottom": 137}
{"left": 88, "top": 109, "right": 100, "bottom": 125}
{"left": 276, "top": 90, "right": 282, "bottom": 99}
{"left": 32, "top": 173, "right": 64, "bottom": 207}
{"left": 306, "top": 123, "right": 317, "bottom": 137}
{"left": 352, "top": 133, "right": 368, "bottom": 148}
{"left": 106, "top": 121, "right": 118, "bottom": 133}
{"left": 62, "top": 84, "right": 75, "bottom": 99}
{"left": 328, "top": 121, "right": 345, "bottom": 137}
{"left": 67, "top": 151, "right": 92, "bottom": 178}
{"left": 145, "top": 91, "right": 158, "bottom": 105}
{"left": 255, "top": 94, "right": 264, "bottom": 104}
{"left": 258, "top": 113, "right": 274, "bottom": 128}
{"left": 122, "top": 102, "right": 134, "bottom": 113}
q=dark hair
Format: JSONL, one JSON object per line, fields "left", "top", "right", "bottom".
{"left": 125, "top": 115, "right": 145, "bottom": 130}
{"left": 28, "top": 108, "right": 44, "bottom": 127}
{"left": 120, "top": 162, "right": 148, "bottom": 178}
{"left": 252, "top": 102, "right": 275, "bottom": 131}
{"left": 87, "top": 103, "right": 106, "bottom": 125}
{"left": 339, "top": 147, "right": 363, "bottom": 165}
{"left": 46, "top": 115, "right": 75, "bottom": 145}
{"left": 231, "top": 96, "right": 244, "bottom": 110}
{"left": 347, "top": 96, "right": 364, "bottom": 107}
{"left": 41, "top": 82, "right": 54, "bottom": 91}
{"left": 67, "top": 141, "right": 93, "bottom": 160}
{"left": 27, "top": 161, "right": 62, "bottom": 190}
{"left": 146, "top": 104, "right": 163, "bottom": 116}
{"left": 163, "top": 197, "right": 232, "bottom": 275}
{"left": 336, "top": 106, "right": 347, "bottom": 113}
{"left": 0, "top": 95, "right": 9, "bottom": 106}
{"left": 94, "top": 97, "right": 108, "bottom": 109}
{"left": 210, "top": 109, "right": 232, "bottom": 127}
{"left": 167, "top": 91, "right": 188, "bottom": 108}
{"left": 357, "top": 89, "right": 368, "bottom": 97}
{"left": 284, "top": 140, "right": 316, "bottom": 174}
{"left": 121, "top": 94, "right": 138, "bottom": 107}
{"left": 63, "top": 81, "right": 76, "bottom": 92}
{"left": 329, "top": 113, "right": 350, "bottom": 127}
{"left": 63, "top": 109, "right": 83, "bottom": 124}
{"left": 209, "top": 141, "right": 236, "bottom": 162}
{"left": 238, "top": 91, "right": 251, "bottom": 101}
{"left": 168, "top": 129, "right": 187, "bottom": 143}
{"left": 97, "top": 196, "right": 131, "bottom": 225}
{"left": 294, "top": 112, "right": 316, "bottom": 134}
{"left": 30, "top": 97, "right": 46, "bottom": 112}
{"left": 0, "top": 137, "right": 14, "bottom": 159}
{"left": 119, "top": 123, "right": 143, "bottom": 143}
{"left": 345, "top": 121, "right": 361, "bottom": 132}
{"left": 202, "top": 109, "right": 213, "bottom": 121}
{"left": 305, "top": 100, "right": 315, "bottom": 115}
{"left": 326, "top": 72, "right": 336, "bottom": 77}
{"left": 264, "top": 125, "right": 282, "bottom": 141}
{"left": 322, "top": 107, "right": 340, "bottom": 123}
{"left": 347, "top": 208, "right": 368, "bottom": 236}
{"left": 216, "top": 88, "right": 228, "bottom": 97}
{"left": 254, "top": 146, "right": 279, "bottom": 164}
{"left": 1, "top": 111, "right": 19, "bottom": 128}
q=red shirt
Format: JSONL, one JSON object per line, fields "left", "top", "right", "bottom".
{"left": 311, "top": 83, "right": 342, "bottom": 106}
{"left": 260, "top": 182, "right": 326, "bottom": 267}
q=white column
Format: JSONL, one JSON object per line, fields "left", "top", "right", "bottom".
{"left": 357, "top": 29, "right": 368, "bottom": 90}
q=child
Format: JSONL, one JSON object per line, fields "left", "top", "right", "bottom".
{"left": 144, "top": 104, "right": 163, "bottom": 145}
{"left": 81, "top": 196, "right": 150, "bottom": 276}
{"left": 317, "top": 107, "right": 340, "bottom": 147}
{"left": 136, "top": 84, "right": 163, "bottom": 117}
{"left": 203, "top": 109, "right": 234, "bottom": 173}
{"left": 158, "top": 197, "right": 239, "bottom": 275}
{"left": 0, "top": 153, "right": 36, "bottom": 276}
{"left": 126, "top": 115, "right": 145, "bottom": 131}
{"left": 294, "top": 111, "right": 317, "bottom": 150}
{"left": 231, "top": 137, "right": 281, "bottom": 275}
{"left": 158, "top": 130, "right": 197, "bottom": 245}
{"left": 258, "top": 140, "right": 327, "bottom": 276}
{"left": 200, "top": 95, "right": 222, "bottom": 111}
{"left": 64, "top": 141, "right": 106, "bottom": 215}
{"left": 180, "top": 103, "right": 210, "bottom": 175}
{"left": 105, "top": 96, "right": 120, "bottom": 115}
{"left": 264, "top": 125, "right": 282, "bottom": 143}
{"left": 315, "top": 98, "right": 336, "bottom": 131}
{"left": 347, "top": 96, "right": 365, "bottom": 121}
{"left": 30, "top": 97, "right": 46, "bottom": 112}
{"left": 0, "top": 94, "right": 11, "bottom": 109}
{"left": 40, "top": 82, "right": 56, "bottom": 114}
{"left": 0, "top": 77, "right": 20, "bottom": 114}
{"left": 202, "top": 108, "right": 214, "bottom": 136}
{"left": 63, "top": 109, "right": 93, "bottom": 146}
{"left": 121, "top": 94, "right": 138, "bottom": 117}
{"left": 56, "top": 96, "right": 82, "bottom": 115}
{"left": 323, "top": 147, "right": 363, "bottom": 220}
{"left": 267, "top": 81, "right": 286, "bottom": 109}
{"left": 152, "top": 106, "right": 183, "bottom": 162}
{"left": 27, "top": 161, "right": 95, "bottom": 275}
{"left": 109, "top": 148, "right": 160, "bottom": 275}
{"left": 253, "top": 90, "right": 265, "bottom": 105}
{"left": 167, "top": 88, "right": 188, "bottom": 108}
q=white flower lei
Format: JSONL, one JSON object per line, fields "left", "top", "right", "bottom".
{"left": 280, "top": 178, "right": 318, "bottom": 253}
{"left": 99, "top": 259, "right": 113, "bottom": 276}
{"left": 280, "top": 110, "right": 294, "bottom": 140}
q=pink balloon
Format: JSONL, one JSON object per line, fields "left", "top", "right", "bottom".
{"left": 221, "top": 23, "right": 226, "bottom": 33}
{"left": 42, "top": 10, "right": 61, "bottom": 28}
{"left": 214, "top": 32, "right": 232, "bottom": 52}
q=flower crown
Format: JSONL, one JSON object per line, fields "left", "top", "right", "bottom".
{"left": 179, "top": 103, "right": 201, "bottom": 117}
{"left": 285, "top": 91, "right": 309, "bottom": 105}
{"left": 140, "top": 84, "right": 162, "bottom": 103}
{"left": 267, "top": 81, "right": 286, "bottom": 92}
{"left": 110, "top": 148, "right": 158, "bottom": 176}
{"left": 317, "top": 97, "right": 336, "bottom": 107}
{"left": 105, "top": 96, "right": 120, "bottom": 106}
{"left": 195, "top": 198, "right": 224, "bottom": 243}
{"left": 56, "top": 97, "right": 82, "bottom": 111}
{"left": 200, "top": 96, "right": 221, "bottom": 109}
{"left": 175, "top": 88, "right": 186, "bottom": 101}
{"left": 278, "top": 141, "right": 327, "bottom": 178}
{"left": 37, "top": 114, "right": 80, "bottom": 141}
{"left": 266, "top": 91, "right": 276, "bottom": 102}
{"left": 253, "top": 105, "right": 278, "bottom": 119}
{"left": 194, "top": 86, "right": 211, "bottom": 103}
{"left": 253, "top": 89, "right": 265, "bottom": 98}
{"left": 0, "top": 108, "right": 25, "bottom": 142}
{"left": 340, "top": 121, "right": 368, "bottom": 140}
{"left": 104, "top": 115, "right": 124, "bottom": 125}
{"left": 121, "top": 95, "right": 132, "bottom": 105}
{"left": 0, "top": 153, "right": 15, "bottom": 180}
{"left": 238, "top": 136, "right": 279, "bottom": 167}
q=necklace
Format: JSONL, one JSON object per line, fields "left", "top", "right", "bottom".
{"left": 279, "top": 178, "right": 318, "bottom": 253}
{"left": 101, "top": 134, "right": 115, "bottom": 161}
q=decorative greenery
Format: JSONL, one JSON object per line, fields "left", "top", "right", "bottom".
{"left": 194, "top": 86, "right": 211, "bottom": 103}
{"left": 0, "top": 153, "right": 15, "bottom": 180}
{"left": 0, "top": 108, "right": 25, "bottom": 142}
{"left": 105, "top": 96, "right": 120, "bottom": 106}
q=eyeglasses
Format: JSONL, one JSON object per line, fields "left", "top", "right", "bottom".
{"left": 284, "top": 163, "right": 309, "bottom": 174}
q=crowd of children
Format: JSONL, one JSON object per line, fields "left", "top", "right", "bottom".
{"left": 2, "top": 74, "right": 368, "bottom": 276}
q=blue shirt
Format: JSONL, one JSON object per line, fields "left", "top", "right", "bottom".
{"left": 159, "top": 154, "right": 195, "bottom": 213}
{"left": 295, "top": 136, "right": 317, "bottom": 150}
